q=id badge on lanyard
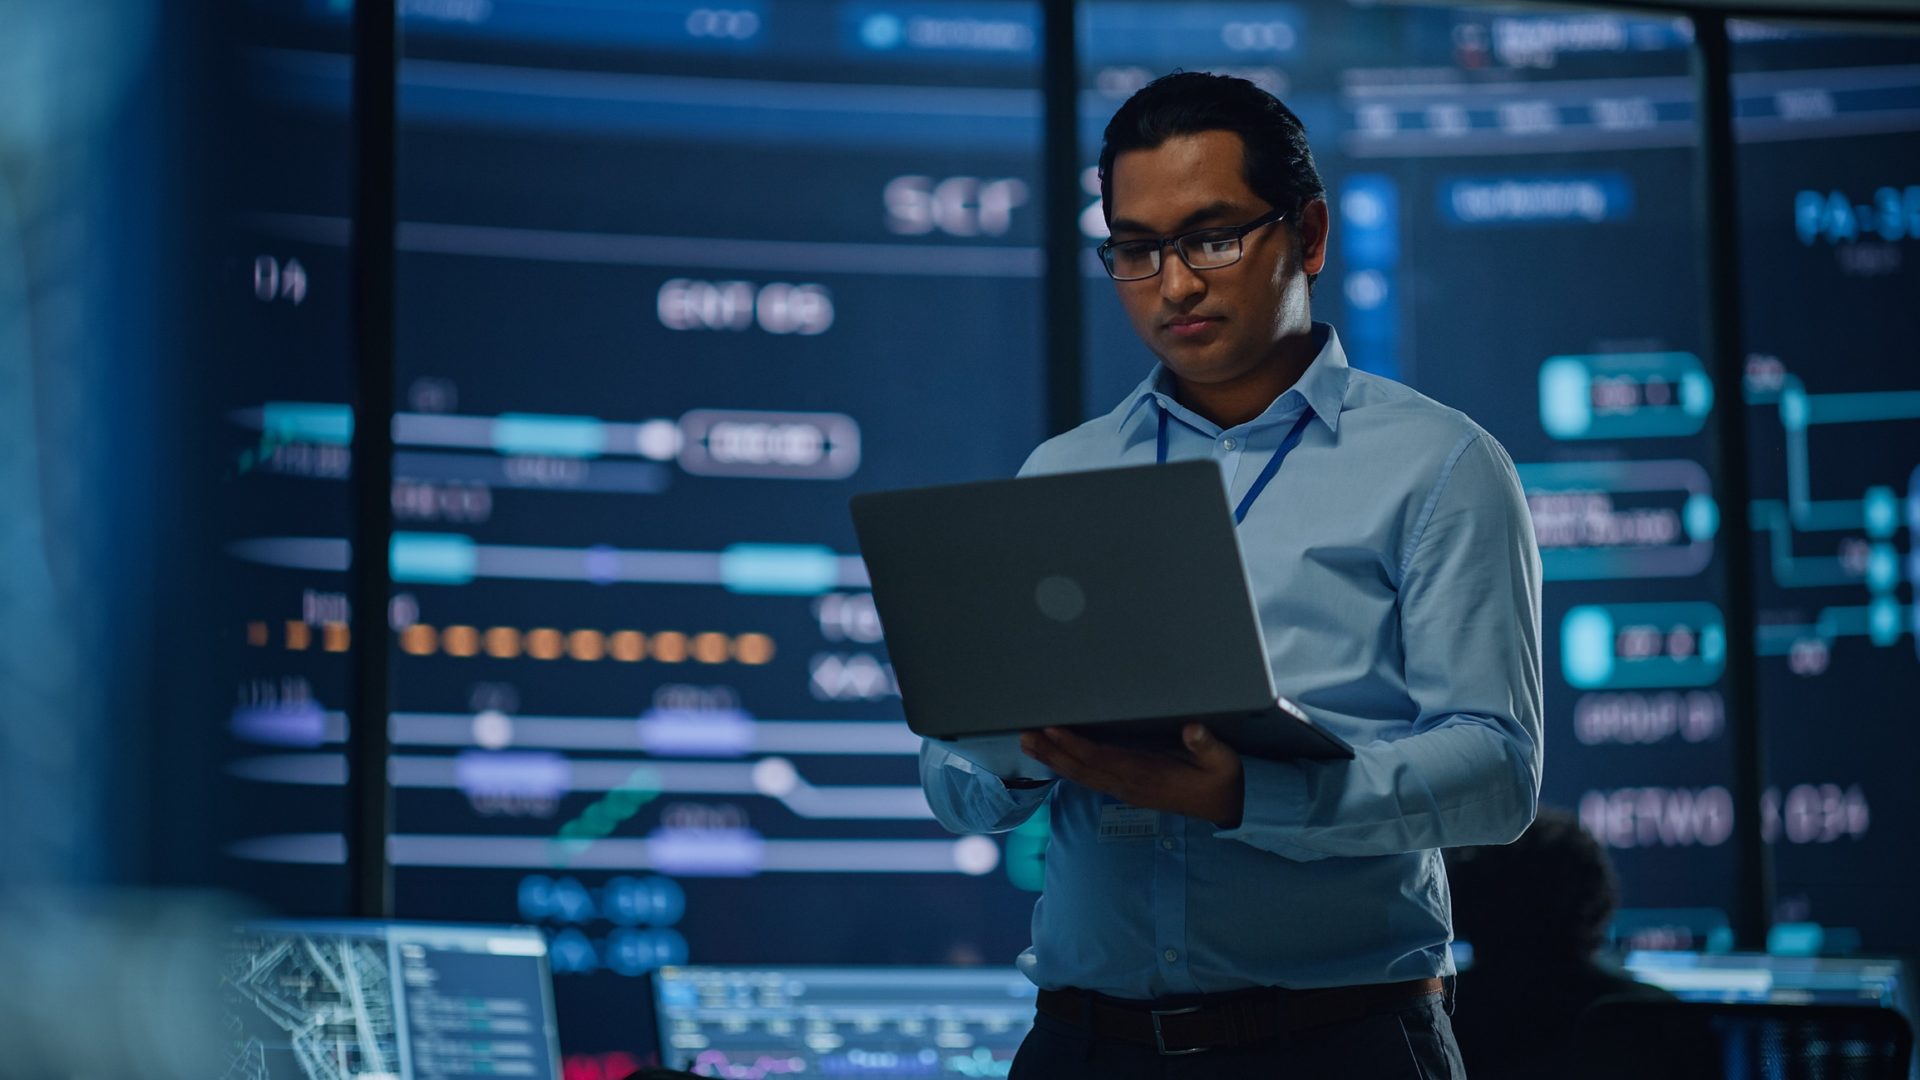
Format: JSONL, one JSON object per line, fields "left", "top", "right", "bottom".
{"left": 1157, "top": 405, "right": 1316, "bottom": 526}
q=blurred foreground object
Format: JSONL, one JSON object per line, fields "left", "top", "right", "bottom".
{"left": 1, "top": 3, "right": 223, "bottom": 1075}
{"left": 0, "top": 891, "right": 234, "bottom": 1079}
{"left": 0, "top": 0, "right": 157, "bottom": 886}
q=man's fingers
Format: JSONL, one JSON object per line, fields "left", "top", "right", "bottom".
{"left": 1027, "top": 744, "right": 1109, "bottom": 796}
{"left": 1021, "top": 730, "right": 1087, "bottom": 775}
{"left": 1041, "top": 726, "right": 1100, "bottom": 755}
{"left": 1034, "top": 728, "right": 1139, "bottom": 795}
{"left": 1046, "top": 728, "right": 1141, "bottom": 778}
{"left": 1035, "top": 727, "right": 1104, "bottom": 772}
{"left": 1024, "top": 727, "right": 1235, "bottom": 816}
{"left": 1020, "top": 732, "right": 1074, "bottom": 776}
{"left": 1182, "top": 724, "right": 1236, "bottom": 769}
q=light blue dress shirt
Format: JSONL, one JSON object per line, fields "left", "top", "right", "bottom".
{"left": 920, "top": 324, "right": 1544, "bottom": 998}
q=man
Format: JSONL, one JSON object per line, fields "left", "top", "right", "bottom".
{"left": 918, "top": 72, "right": 1543, "bottom": 1077}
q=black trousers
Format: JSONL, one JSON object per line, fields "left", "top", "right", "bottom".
{"left": 1007, "top": 994, "right": 1465, "bottom": 1080}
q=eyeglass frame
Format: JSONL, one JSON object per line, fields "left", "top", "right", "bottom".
{"left": 1096, "top": 205, "right": 1293, "bottom": 282}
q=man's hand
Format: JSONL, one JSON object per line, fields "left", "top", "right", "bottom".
{"left": 1020, "top": 724, "right": 1245, "bottom": 828}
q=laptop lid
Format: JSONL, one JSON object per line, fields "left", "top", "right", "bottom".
{"left": 851, "top": 460, "right": 1276, "bottom": 739}
{"left": 223, "top": 919, "right": 562, "bottom": 1080}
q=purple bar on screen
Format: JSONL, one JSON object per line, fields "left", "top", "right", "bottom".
{"left": 455, "top": 751, "right": 571, "bottom": 799}
{"left": 230, "top": 703, "right": 328, "bottom": 747}
{"left": 635, "top": 708, "right": 755, "bottom": 757}
{"left": 645, "top": 826, "right": 764, "bottom": 876}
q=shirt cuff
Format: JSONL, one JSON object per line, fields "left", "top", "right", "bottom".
{"left": 931, "top": 744, "right": 1053, "bottom": 813}
{"left": 1213, "top": 754, "right": 1328, "bottom": 862}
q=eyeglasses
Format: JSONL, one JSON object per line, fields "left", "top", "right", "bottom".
{"left": 1096, "top": 206, "right": 1290, "bottom": 282}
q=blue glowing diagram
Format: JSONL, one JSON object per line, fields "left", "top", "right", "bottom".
{"left": 1746, "top": 362, "right": 1917, "bottom": 668}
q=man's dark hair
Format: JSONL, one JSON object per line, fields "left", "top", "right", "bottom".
{"left": 1446, "top": 808, "right": 1621, "bottom": 964}
{"left": 1097, "top": 71, "right": 1326, "bottom": 284}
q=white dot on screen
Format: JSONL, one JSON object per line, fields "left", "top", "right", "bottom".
{"left": 635, "top": 419, "right": 684, "bottom": 461}
{"left": 472, "top": 710, "right": 513, "bottom": 750}
{"left": 752, "top": 756, "right": 799, "bottom": 797}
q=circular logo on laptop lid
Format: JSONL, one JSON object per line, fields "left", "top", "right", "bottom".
{"left": 1034, "top": 575, "right": 1086, "bottom": 623}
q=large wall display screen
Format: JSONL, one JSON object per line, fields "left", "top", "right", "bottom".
{"left": 1732, "top": 23, "right": 1920, "bottom": 961}
{"left": 218, "top": 0, "right": 1047, "bottom": 1068}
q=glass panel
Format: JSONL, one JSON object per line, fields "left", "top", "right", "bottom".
{"left": 1732, "top": 19, "right": 1920, "bottom": 960}
{"left": 1079, "top": 0, "right": 1738, "bottom": 944}
{"left": 389, "top": 1, "right": 1045, "bottom": 1067}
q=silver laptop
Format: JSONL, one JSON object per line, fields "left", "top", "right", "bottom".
{"left": 850, "top": 460, "right": 1353, "bottom": 762}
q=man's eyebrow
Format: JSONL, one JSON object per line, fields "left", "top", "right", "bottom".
{"left": 1108, "top": 202, "right": 1244, "bottom": 237}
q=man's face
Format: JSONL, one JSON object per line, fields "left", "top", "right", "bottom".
{"left": 1106, "top": 130, "right": 1327, "bottom": 388}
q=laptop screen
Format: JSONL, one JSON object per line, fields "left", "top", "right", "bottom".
{"left": 652, "top": 965, "right": 1036, "bottom": 1077}
{"left": 223, "top": 920, "right": 562, "bottom": 1080}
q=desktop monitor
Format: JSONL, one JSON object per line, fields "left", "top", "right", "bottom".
{"left": 1624, "top": 949, "right": 1918, "bottom": 1079}
{"left": 1622, "top": 950, "right": 1912, "bottom": 1015}
{"left": 652, "top": 965, "right": 1037, "bottom": 1078}
{"left": 223, "top": 920, "right": 562, "bottom": 1080}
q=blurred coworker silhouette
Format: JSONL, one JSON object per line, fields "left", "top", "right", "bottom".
{"left": 1447, "top": 808, "right": 1713, "bottom": 1080}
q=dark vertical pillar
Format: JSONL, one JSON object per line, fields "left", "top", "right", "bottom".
{"left": 1042, "top": 0, "right": 1085, "bottom": 434}
{"left": 348, "top": 0, "right": 397, "bottom": 919}
{"left": 1692, "top": 11, "right": 1771, "bottom": 950}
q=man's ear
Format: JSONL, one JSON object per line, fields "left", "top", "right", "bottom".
{"left": 1298, "top": 197, "right": 1331, "bottom": 276}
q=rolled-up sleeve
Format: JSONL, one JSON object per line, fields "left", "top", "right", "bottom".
{"left": 920, "top": 741, "right": 1053, "bottom": 835}
{"left": 1220, "top": 432, "right": 1543, "bottom": 861}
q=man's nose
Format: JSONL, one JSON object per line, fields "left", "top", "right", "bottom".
{"left": 1159, "top": 251, "right": 1206, "bottom": 303}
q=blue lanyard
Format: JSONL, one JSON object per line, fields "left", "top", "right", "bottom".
{"left": 1157, "top": 405, "right": 1316, "bottom": 526}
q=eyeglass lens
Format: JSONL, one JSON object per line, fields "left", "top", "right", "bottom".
{"left": 1105, "top": 232, "right": 1244, "bottom": 281}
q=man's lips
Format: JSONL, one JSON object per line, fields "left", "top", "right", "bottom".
{"left": 1164, "top": 315, "right": 1220, "bottom": 337}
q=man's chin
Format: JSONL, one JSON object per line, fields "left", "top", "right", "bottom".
{"left": 1157, "top": 348, "right": 1241, "bottom": 385}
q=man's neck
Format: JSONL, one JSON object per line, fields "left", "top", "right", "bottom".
{"left": 1173, "top": 332, "right": 1318, "bottom": 429}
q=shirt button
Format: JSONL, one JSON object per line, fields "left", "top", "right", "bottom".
{"left": 1160, "top": 837, "right": 1177, "bottom": 851}
{"left": 1221, "top": 437, "right": 1237, "bottom": 450}
{"left": 1164, "top": 949, "right": 1179, "bottom": 963}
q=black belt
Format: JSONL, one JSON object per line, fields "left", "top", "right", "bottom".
{"left": 1035, "top": 977, "right": 1446, "bottom": 1056}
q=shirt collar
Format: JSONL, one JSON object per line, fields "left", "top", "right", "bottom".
{"left": 1118, "top": 322, "right": 1352, "bottom": 436}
